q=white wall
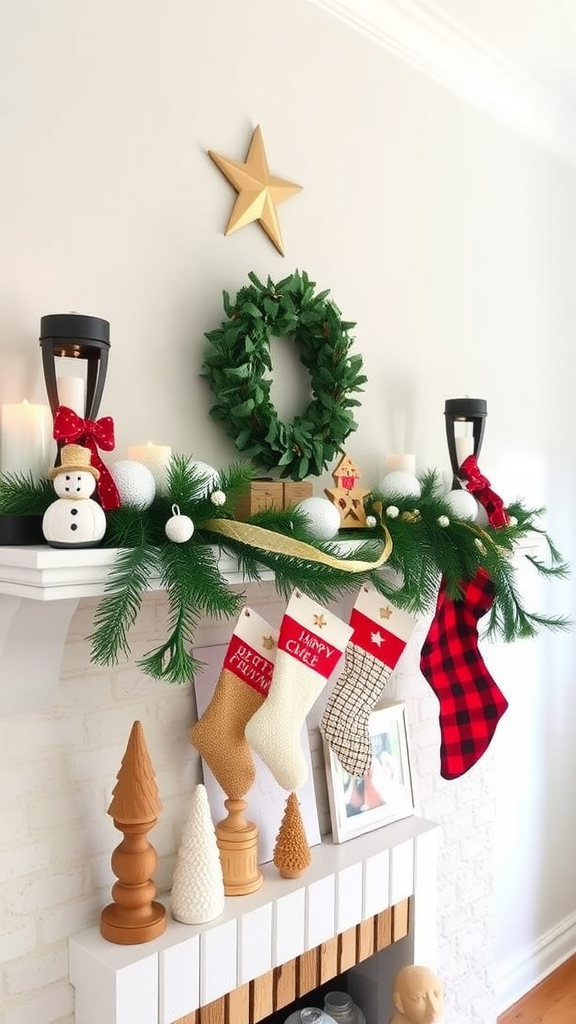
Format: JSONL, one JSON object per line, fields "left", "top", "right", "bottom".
{"left": 0, "top": 2, "right": 575, "bottom": 1023}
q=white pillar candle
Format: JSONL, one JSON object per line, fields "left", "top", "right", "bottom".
{"left": 56, "top": 375, "right": 85, "bottom": 417}
{"left": 128, "top": 441, "right": 172, "bottom": 494}
{"left": 1, "top": 401, "right": 53, "bottom": 480}
{"left": 455, "top": 435, "right": 475, "bottom": 467}
{"left": 384, "top": 453, "right": 416, "bottom": 475}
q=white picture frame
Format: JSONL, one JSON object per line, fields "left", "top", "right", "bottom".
{"left": 323, "top": 700, "right": 415, "bottom": 844}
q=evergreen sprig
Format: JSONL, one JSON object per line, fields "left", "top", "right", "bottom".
{"left": 201, "top": 270, "right": 367, "bottom": 481}
{"left": 88, "top": 543, "right": 160, "bottom": 666}
{"left": 366, "top": 471, "right": 570, "bottom": 637}
{"left": 138, "top": 541, "right": 243, "bottom": 683}
{"left": 0, "top": 472, "right": 54, "bottom": 514}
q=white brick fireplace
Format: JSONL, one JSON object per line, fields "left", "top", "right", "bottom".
{"left": 0, "top": 544, "right": 498, "bottom": 1024}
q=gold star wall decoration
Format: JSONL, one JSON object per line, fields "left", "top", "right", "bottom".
{"left": 208, "top": 125, "right": 302, "bottom": 256}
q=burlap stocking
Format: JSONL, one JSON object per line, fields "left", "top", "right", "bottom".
{"left": 191, "top": 608, "right": 278, "bottom": 800}
{"left": 191, "top": 668, "right": 265, "bottom": 799}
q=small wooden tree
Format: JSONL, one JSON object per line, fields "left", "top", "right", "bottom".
{"left": 100, "top": 721, "right": 166, "bottom": 944}
{"left": 273, "top": 792, "right": 311, "bottom": 879}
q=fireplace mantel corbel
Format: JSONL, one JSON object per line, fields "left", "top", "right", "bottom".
{"left": 0, "top": 544, "right": 257, "bottom": 716}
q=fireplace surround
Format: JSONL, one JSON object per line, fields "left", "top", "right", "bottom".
{"left": 0, "top": 546, "right": 439, "bottom": 1024}
{"left": 69, "top": 815, "right": 438, "bottom": 1024}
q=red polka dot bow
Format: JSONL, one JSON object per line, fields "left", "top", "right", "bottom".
{"left": 53, "top": 406, "right": 121, "bottom": 511}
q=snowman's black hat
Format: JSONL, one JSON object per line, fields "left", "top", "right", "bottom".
{"left": 48, "top": 444, "right": 100, "bottom": 481}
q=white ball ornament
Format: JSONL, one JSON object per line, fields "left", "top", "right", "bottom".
{"left": 380, "top": 470, "right": 422, "bottom": 500}
{"left": 295, "top": 496, "right": 342, "bottom": 541}
{"left": 165, "top": 504, "right": 195, "bottom": 543}
{"left": 475, "top": 502, "right": 489, "bottom": 527}
{"left": 444, "top": 488, "right": 479, "bottom": 521}
{"left": 190, "top": 461, "right": 221, "bottom": 498}
{"left": 111, "top": 460, "right": 156, "bottom": 509}
{"left": 210, "top": 489, "right": 226, "bottom": 507}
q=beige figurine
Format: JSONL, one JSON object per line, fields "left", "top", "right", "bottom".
{"left": 389, "top": 965, "right": 444, "bottom": 1024}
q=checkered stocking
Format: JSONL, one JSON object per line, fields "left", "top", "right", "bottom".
{"left": 419, "top": 569, "right": 509, "bottom": 780}
{"left": 321, "top": 591, "right": 415, "bottom": 778}
{"left": 320, "top": 644, "right": 392, "bottom": 777}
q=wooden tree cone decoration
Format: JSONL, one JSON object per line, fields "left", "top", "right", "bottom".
{"left": 100, "top": 720, "right": 166, "bottom": 944}
{"left": 325, "top": 453, "right": 370, "bottom": 529}
{"left": 273, "top": 792, "right": 311, "bottom": 879}
{"left": 215, "top": 798, "right": 263, "bottom": 896}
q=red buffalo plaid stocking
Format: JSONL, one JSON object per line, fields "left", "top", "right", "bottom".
{"left": 420, "top": 569, "right": 508, "bottom": 779}
{"left": 420, "top": 454, "right": 510, "bottom": 779}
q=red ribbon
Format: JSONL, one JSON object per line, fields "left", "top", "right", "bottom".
{"left": 53, "top": 406, "right": 121, "bottom": 511}
{"left": 459, "top": 454, "right": 509, "bottom": 528}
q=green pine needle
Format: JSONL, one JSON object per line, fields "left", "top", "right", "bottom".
{"left": 0, "top": 472, "right": 54, "bottom": 514}
{"left": 89, "top": 544, "right": 159, "bottom": 666}
{"left": 138, "top": 541, "right": 243, "bottom": 683}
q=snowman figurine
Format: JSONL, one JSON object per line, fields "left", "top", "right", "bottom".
{"left": 42, "top": 444, "right": 107, "bottom": 548}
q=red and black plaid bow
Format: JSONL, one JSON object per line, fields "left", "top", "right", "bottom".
{"left": 53, "top": 406, "right": 121, "bottom": 511}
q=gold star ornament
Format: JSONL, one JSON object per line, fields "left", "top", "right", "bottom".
{"left": 208, "top": 125, "right": 302, "bottom": 256}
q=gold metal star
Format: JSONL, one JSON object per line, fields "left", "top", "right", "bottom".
{"left": 313, "top": 614, "right": 327, "bottom": 628}
{"left": 208, "top": 125, "right": 302, "bottom": 256}
{"left": 380, "top": 606, "right": 393, "bottom": 620}
{"left": 262, "top": 635, "right": 276, "bottom": 650}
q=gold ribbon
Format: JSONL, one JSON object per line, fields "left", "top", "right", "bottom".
{"left": 459, "top": 520, "right": 509, "bottom": 557}
{"left": 204, "top": 518, "right": 393, "bottom": 573}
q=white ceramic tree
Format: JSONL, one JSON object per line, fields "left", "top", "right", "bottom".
{"left": 171, "top": 784, "right": 225, "bottom": 924}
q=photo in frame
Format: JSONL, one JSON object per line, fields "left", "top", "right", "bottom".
{"left": 323, "top": 700, "right": 415, "bottom": 844}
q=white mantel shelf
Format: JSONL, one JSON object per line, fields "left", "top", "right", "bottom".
{"left": 0, "top": 544, "right": 254, "bottom": 601}
{"left": 0, "top": 543, "right": 256, "bottom": 717}
{"left": 69, "top": 815, "right": 439, "bottom": 1024}
{"left": 0, "top": 533, "right": 542, "bottom": 601}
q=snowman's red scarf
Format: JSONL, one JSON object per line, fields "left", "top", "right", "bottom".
{"left": 53, "top": 406, "right": 121, "bottom": 510}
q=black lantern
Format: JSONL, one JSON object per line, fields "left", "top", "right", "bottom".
{"left": 444, "top": 397, "right": 487, "bottom": 487}
{"left": 39, "top": 313, "right": 110, "bottom": 422}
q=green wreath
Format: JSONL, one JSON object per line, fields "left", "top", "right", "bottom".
{"left": 202, "top": 270, "right": 367, "bottom": 481}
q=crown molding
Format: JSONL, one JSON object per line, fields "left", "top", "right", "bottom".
{"left": 305, "top": 0, "right": 576, "bottom": 168}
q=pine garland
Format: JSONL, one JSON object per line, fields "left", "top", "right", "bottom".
{"left": 0, "top": 458, "right": 569, "bottom": 683}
